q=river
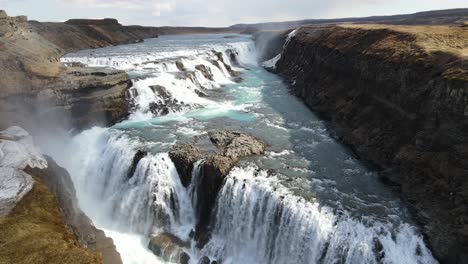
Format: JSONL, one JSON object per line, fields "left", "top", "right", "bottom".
{"left": 52, "top": 34, "right": 436, "bottom": 264}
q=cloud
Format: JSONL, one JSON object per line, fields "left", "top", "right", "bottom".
{"left": 153, "top": 0, "right": 176, "bottom": 16}
{"left": 4, "top": 0, "right": 467, "bottom": 27}
{"left": 56, "top": 0, "right": 148, "bottom": 10}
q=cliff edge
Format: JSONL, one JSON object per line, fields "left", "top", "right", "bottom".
{"left": 0, "top": 126, "right": 122, "bottom": 264}
{"left": 0, "top": 10, "right": 131, "bottom": 129}
{"left": 264, "top": 24, "right": 468, "bottom": 263}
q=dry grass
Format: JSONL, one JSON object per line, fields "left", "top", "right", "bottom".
{"left": 335, "top": 24, "right": 468, "bottom": 81}
{"left": 0, "top": 177, "right": 102, "bottom": 264}
{"left": 341, "top": 24, "right": 468, "bottom": 58}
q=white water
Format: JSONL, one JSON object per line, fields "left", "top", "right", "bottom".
{"left": 57, "top": 35, "right": 437, "bottom": 264}
{"left": 201, "top": 166, "right": 435, "bottom": 264}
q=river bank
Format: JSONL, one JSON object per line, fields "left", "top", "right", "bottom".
{"left": 258, "top": 23, "right": 468, "bottom": 263}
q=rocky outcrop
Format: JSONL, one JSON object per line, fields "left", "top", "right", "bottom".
{"left": 25, "top": 157, "right": 122, "bottom": 264}
{"left": 0, "top": 126, "right": 121, "bottom": 264}
{"left": 30, "top": 18, "right": 159, "bottom": 53}
{"left": 0, "top": 126, "right": 44, "bottom": 216}
{"left": 31, "top": 18, "right": 241, "bottom": 54}
{"left": 212, "top": 51, "right": 243, "bottom": 83}
{"left": 268, "top": 24, "right": 468, "bottom": 263}
{"left": 169, "top": 144, "right": 203, "bottom": 187}
{"left": 148, "top": 233, "right": 190, "bottom": 264}
{"left": 169, "top": 131, "right": 266, "bottom": 246}
{"left": 195, "top": 64, "right": 214, "bottom": 81}
{"left": 0, "top": 10, "right": 131, "bottom": 129}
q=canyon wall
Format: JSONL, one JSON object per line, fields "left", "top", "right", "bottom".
{"left": 262, "top": 24, "right": 468, "bottom": 263}
{"left": 0, "top": 126, "right": 121, "bottom": 264}
{"left": 0, "top": 11, "right": 132, "bottom": 129}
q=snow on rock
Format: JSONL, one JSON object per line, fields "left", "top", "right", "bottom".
{"left": 0, "top": 126, "right": 47, "bottom": 216}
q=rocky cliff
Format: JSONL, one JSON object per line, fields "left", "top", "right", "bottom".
{"left": 30, "top": 18, "right": 238, "bottom": 53}
{"left": 30, "top": 18, "right": 160, "bottom": 53}
{"left": 0, "top": 11, "right": 131, "bottom": 129}
{"left": 262, "top": 24, "right": 468, "bottom": 263}
{"left": 166, "top": 131, "right": 266, "bottom": 255}
{"left": 0, "top": 126, "right": 122, "bottom": 264}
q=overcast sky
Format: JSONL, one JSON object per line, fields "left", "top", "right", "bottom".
{"left": 0, "top": 0, "right": 466, "bottom": 27}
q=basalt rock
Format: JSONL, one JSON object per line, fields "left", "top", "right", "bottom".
{"left": 269, "top": 24, "right": 468, "bottom": 263}
{"left": 150, "top": 85, "right": 171, "bottom": 99}
{"left": 127, "top": 150, "right": 148, "bottom": 179}
{"left": 169, "top": 144, "right": 203, "bottom": 187}
{"left": 0, "top": 11, "right": 132, "bottom": 130}
{"left": 169, "top": 131, "right": 266, "bottom": 247}
{"left": 212, "top": 51, "right": 243, "bottom": 83}
{"left": 195, "top": 64, "right": 214, "bottom": 81}
{"left": 148, "top": 233, "right": 190, "bottom": 264}
{"left": 176, "top": 61, "right": 186, "bottom": 71}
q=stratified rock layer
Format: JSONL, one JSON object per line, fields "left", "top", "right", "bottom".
{"left": 269, "top": 24, "right": 468, "bottom": 263}
{"left": 0, "top": 11, "right": 131, "bottom": 129}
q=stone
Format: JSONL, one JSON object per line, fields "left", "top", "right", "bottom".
{"left": 198, "top": 256, "right": 211, "bottom": 264}
{"left": 169, "top": 144, "right": 203, "bottom": 187}
{"left": 176, "top": 61, "right": 186, "bottom": 71}
{"left": 0, "top": 168, "right": 33, "bottom": 216}
{"left": 127, "top": 150, "right": 148, "bottom": 179}
{"left": 195, "top": 64, "right": 214, "bottom": 81}
{"left": 150, "top": 85, "right": 171, "bottom": 99}
{"left": 264, "top": 24, "right": 468, "bottom": 263}
{"left": 148, "top": 233, "right": 190, "bottom": 264}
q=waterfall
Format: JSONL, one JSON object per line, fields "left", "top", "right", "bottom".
{"left": 200, "top": 166, "right": 436, "bottom": 264}
{"left": 68, "top": 128, "right": 195, "bottom": 240}
{"left": 62, "top": 40, "right": 256, "bottom": 122}
{"left": 57, "top": 35, "right": 438, "bottom": 264}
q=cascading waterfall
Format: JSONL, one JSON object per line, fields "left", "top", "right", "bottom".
{"left": 57, "top": 34, "right": 438, "bottom": 264}
{"left": 62, "top": 40, "right": 256, "bottom": 121}
{"left": 201, "top": 166, "right": 436, "bottom": 264}
{"left": 69, "top": 128, "right": 195, "bottom": 240}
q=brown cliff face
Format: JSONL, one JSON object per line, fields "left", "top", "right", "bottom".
{"left": 0, "top": 174, "right": 103, "bottom": 264}
{"left": 30, "top": 19, "right": 159, "bottom": 53}
{"left": 270, "top": 24, "right": 468, "bottom": 263}
{"left": 25, "top": 157, "right": 123, "bottom": 264}
{"left": 0, "top": 11, "right": 131, "bottom": 129}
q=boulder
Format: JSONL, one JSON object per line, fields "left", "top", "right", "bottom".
{"left": 198, "top": 256, "right": 219, "bottom": 264}
{"left": 211, "top": 51, "right": 242, "bottom": 83}
{"left": 150, "top": 85, "right": 171, "bottom": 99}
{"left": 0, "top": 168, "right": 33, "bottom": 216}
{"left": 195, "top": 64, "right": 214, "bottom": 81}
{"left": 169, "top": 144, "right": 203, "bottom": 187}
{"left": 176, "top": 61, "right": 186, "bottom": 71}
{"left": 148, "top": 233, "right": 190, "bottom": 264}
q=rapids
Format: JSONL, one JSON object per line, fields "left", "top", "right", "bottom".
{"left": 50, "top": 34, "right": 437, "bottom": 264}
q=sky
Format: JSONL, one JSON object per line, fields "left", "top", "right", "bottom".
{"left": 0, "top": 0, "right": 467, "bottom": 27}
